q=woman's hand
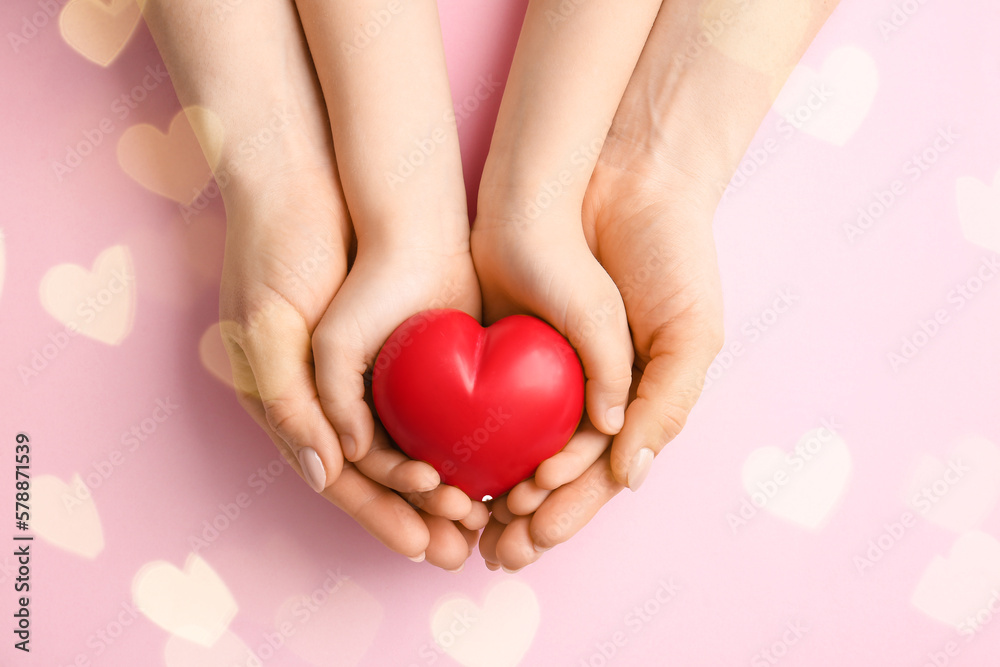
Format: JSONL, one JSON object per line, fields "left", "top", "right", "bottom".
{"left": 476, "top": 0, "right": 841, "bottom": 570}
{"left": 143, "top": 0, "right": 486, "bottom": 570}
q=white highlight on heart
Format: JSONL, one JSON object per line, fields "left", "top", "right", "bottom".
{"left": 32, "top": 474, "right": 104, "bottom": 559}
{"left": 741, "top": 425, "right": 852, "bottom": 530}
{"left": 911, "top": 531, "right": 1000, "bottom": 630}
{"left": 39, "top": 244, "right": 135, "bottom": 345}
{"left": 431, "top": 580, "right": 540, "bottom": 667}
{"left": 905, "top": 436, "right": 1000, "bottom": 533}
{"left": 133, "top": 553, "right": 237, "bottom": 647}
{"left": 772, "top": 44, "right": 879, "bottom": 146}
{"left": 957, "top": 168, "right": 1000, "bottom": 253}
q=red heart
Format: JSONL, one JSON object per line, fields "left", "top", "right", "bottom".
{"left": 372, "top": 309, "right": 584, "bottom": 500}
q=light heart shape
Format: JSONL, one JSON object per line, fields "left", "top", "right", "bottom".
{"left": 957, "top": 169, "right": 1000, "bottom": 253}
{"left": 59, "top": 0, "right": 141, "bottom": 67}
{"left": 39, "top": 244, "right": 135, "bottom": 345}
{"left": 431, "top": 580, "right": 540, "bottom": 667}
{"left": 117, "top": 107, "right": 224, "bottom": 205}
{"left": 164, "top": 631, "right": 256, "bottom": 667}
{"left": 132, "top": 553, "right": 238, "bottom": 647}
{"left": 700, "top": 0, "right": 814, "bottom": 87}
{"left": 742, "top": 426, "right": 852, "bottom": 529}
{"left": 32, "top": 474, "right": 104, "bottom": 559}
{"left": 273, "top": 577, "right": 383, "bottom": 667}
{"left": 198, "top": 322, "right": 235, "bottom": 390}
{"left": 772, "top": 45, "right": 879, "bottom": 146}
{"left": 911, "top": 531, "right": 1000, "bottom": 629}
{"left": 905, "top": 436, "right": 1000, "bottom": 533}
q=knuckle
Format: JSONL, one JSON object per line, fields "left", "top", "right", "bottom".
{"left": 602, "top": 371, "right": 635, "bottom": 395}
{"left": 261, "top": 397, "right": 304, "bottom": 445}
{"left": 653, "top": 402, "right": 691, "bottom": 445}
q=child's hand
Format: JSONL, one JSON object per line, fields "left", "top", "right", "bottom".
{"left": 471, "top": 217, "right": 633, "bottom": 437}
{"left": 471, "top": 0, "right": 661, "bottom": 437}
{"left": 311, "top": 244, "right": 481, "bottom": 463}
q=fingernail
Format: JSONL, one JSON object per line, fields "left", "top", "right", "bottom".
{"left": 297, "top": 447, "right": 327, "bottom": 493}
{"left": 533, "top": 543, "right": 551, "bottom": 554}
{"left": 340, "top": 434, "right": 357, "bottom": 461}
{"left": 606, "top": 405, "right": 625, "bottom": 432}
{"left": 417, "top": 472, "right": 440, "bottom": 493}
{"left": 447, "top": 563, "right": 465, "bottom": 573}
{"left": 627, "top": 447, "right": 655, "bottom": 492}
{"left": 408, "top": 552, "right": 426, "bottom": 563}
{"left": 501, "top": 565, "right": 523, "bottom": 574}
{"left": 485, "top": 561, "right": 500, "bottom": 571}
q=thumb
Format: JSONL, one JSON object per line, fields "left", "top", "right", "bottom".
{"left": 609, "top": 326, "right": 721, "bottom": 491}
{"left": 549, "top": 255, "right": 634, "bottom": 436}
{"left": 221, "top": 308, "right": 344, "bottom": 494}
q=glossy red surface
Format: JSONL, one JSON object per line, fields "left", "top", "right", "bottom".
{"left": 372, "top": 309, "right": 585, "bottom": 500}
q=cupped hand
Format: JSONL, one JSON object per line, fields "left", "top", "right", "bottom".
{"left": 208, "top": 4, "right": 485, "bottom": 569}
{"left": 470, "top": 213, "right": 635, "bottom": 440}
{"left": 475, "top": 129, "right": 726, "bottom": 572}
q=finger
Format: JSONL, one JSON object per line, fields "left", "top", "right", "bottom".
{"left": 533, "top": 417, "right": 610, "bottom": 490}
{"left": 478, "top": 517, "right": 504, "bottom": 570}
{"left": 404, "top": 485, "right": 472, "bottom": 521}
{"left": 495, "top": 516, "right": 542, "bottom": 573}
{"left": 223, "top": 319, "right": 344, "bottom": 494}
{"left": 353, "top": 424, "right": 440, "bottom": 494}
{"left": 610, "top": 328, "right": 719, "bottom": 490}
{"left": 490, "top": 494, "right": 516, "bottom": 525}
{"left": 419, "top": 511, "right": 473, "bottom": 572}
{"left": 543, "top": 253, "right": 634, "bottom": 435}
{"left": 530, "top": 450, "right": 624, "bottom": 552}
{"left": 563, "top": 261, "right": 634, "bottom": 437}
{"left": 312, "top": 315, "right": 376, "bottom": 464}
{"left": 324, "top": 465, "right": 431, "bottom": 560}
{"left": 460, "top": 501, "right": 491, "bottom": 531}
{"left": 236, "top": 391, "right": 429, "bottom": 560}
{"left": 458, "top": 523, "right": 480, "bottom": 554}
{"left": 507, "top": 479, "right": 552, "bottom": 516}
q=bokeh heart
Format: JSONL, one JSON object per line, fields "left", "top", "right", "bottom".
{"left": 372, "top": 309, "right": 584, "bottom": 500}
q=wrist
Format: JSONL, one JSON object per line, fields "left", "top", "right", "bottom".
{"left": 355, "top": 212, "right": 471, "bottom": 257}
{"left": 477, "top": 150, "right": 597, "bottom": 233}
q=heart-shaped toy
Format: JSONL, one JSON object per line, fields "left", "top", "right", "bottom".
{"left": 372, "top": 309, "right": 584, "bottom": 500}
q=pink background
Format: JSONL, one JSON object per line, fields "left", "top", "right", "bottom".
{"left": 2, "top": 0, "right": 1000, "bottom": 665}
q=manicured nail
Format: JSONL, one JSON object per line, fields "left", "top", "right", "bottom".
{"left": 408, "top": 552, "right": 426, "bottom": 563}
{"left": 448, "top": 563, "right": 465, "bottom": 573}
{"left": 606, "top": 405, "right": 625, "bottom": 432}
{"left": 501, "top": 565, "right": 523, "bottom": 574}
{"left": 340, "top": 434, "right": 357, "bottom": 461}
{"left": 627, "top": 447, "right": 655, "bottom": 492}
{"left": 485, "top": 561, "right": 500, "bottom": 571}
{"left": 533, "top": 543, "right": 551, "bottom": 554}
{"left": 297, "top": 447, "right": 327, "bottom": 493}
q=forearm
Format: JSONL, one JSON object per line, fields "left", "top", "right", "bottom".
{"left": 294, "top": 0, "right": 468, "bottom": 249}
{"left": 140, "top": 1, "right": 333, "bottom": 191}
{"left": 479, "top": 0, "right": 662, "bottom": 219}
{"left": 604, "top": 0, "right": 840, "bottom": 195}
